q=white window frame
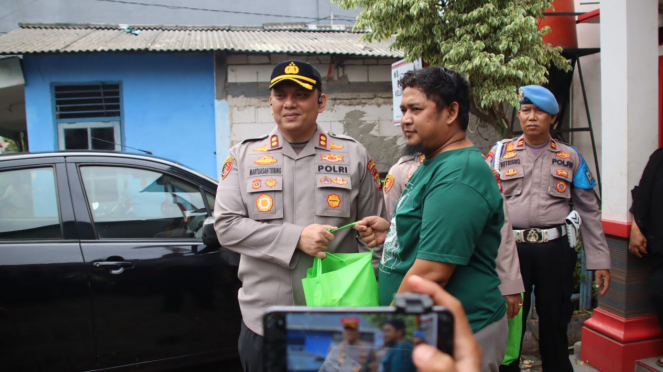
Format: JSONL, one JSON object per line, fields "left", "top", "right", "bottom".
{"left": 57, "top": 121, "right": 121, "bottom": 151}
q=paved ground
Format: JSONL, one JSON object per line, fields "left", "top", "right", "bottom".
{"left": 510, "top": 354, "right": 599, "bottom": 372}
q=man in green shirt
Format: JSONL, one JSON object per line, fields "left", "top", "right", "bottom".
{"left": 381, "top": 318, "right": 416, "bottom": 372}
{"left": 356, "top": 67, "right": 508, "bottom": 372}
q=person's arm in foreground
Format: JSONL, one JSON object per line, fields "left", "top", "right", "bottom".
{"left": 407, "top": 275, "right": 482, "bottom": 372}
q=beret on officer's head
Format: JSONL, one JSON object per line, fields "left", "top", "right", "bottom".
{"left": 269, "top": 60, "right": 322, "bottom": 92}
{"left": 341, "top": 316, "right": 360, "bottom": 330}
{"left": 518, "top": 85, "right": 559, "bottom": 115}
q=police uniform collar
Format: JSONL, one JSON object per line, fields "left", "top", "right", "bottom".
{"left": 277, "top": 125, "right": 326, "bottom": 160}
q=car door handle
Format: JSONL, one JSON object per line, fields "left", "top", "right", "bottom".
{"left": 93, "top": 261, "right": 134, "bottom": 274}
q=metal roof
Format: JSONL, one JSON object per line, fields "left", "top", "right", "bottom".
{"left": 0, "top": 23, "right": 402, "bottom": 57}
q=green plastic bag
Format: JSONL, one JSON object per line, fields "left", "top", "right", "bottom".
{"left": 301, "top": 251, "right": 379, "bottom": 307}
{"left": 502, "top": 294, "right": 524, "bottom": 365}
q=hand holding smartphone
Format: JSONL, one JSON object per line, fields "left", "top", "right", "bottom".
{"left": 263, "top": 293, "right": 454, "bottom": 372}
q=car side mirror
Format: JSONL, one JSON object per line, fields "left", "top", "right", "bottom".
{"left": 202, "top": 217, "right": 221, "bottom": 248}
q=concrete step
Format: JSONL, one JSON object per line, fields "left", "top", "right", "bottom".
{"left": 636, "top": 357, "right": 663, "bottom": 372}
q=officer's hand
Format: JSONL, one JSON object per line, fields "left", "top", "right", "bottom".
{"left": 628, "top": 221, "right": 648, "bottom": 258}
{"left": 297, "top": 224, "right": 336, "bottom": 259}
{"left": 504, "top": 294, "right": 523, "bottom": 320}
{"left": 408, "top": 275, "right": 482, "bottom": 372}
{"left": 355, "top": 216, "right": 390, "bottom": 247}
{"left": 594, "top": 269, "right": 611, "bottom": 297}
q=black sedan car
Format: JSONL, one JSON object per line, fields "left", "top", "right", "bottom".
{"left": 0, "top": 151, "right": 242, "bottom": 371}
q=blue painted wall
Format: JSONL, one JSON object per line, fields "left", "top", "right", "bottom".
{"left": 22, "top": 52, "right": 217, "bottom": 177}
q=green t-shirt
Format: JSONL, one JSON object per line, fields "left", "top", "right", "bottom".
{"left": 378, "top": 146, "right": 506, "bottom": 333}
{"left": 381, "top": 340, "right": 415, "bottom": 372}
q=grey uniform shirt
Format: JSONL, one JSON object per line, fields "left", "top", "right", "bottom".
{"left": 487, "top": 136, "right": 611, "bottom": 270}
{"left": 384, "top": 155, "right": 525, "bottom": 296}
{"left": 214, "top": 125, "right": 385, "bottom": 335}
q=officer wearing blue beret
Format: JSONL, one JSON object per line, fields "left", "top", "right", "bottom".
{"left": 487, "top": 85, "right": 612, "bottom": 372}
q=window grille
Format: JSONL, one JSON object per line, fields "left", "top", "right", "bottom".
{"left": 54, "top": 83, "right": 121, "bottom": 120}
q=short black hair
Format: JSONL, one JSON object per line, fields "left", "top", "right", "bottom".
{"left": 383, "top": 318, "right": 406, "bottom": 331}
{"left": 398, "top": 67, "right": 471, "bottom": 131}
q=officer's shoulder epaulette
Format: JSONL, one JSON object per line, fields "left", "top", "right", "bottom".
{"left": 327, "top": 132, "right": 358, "bottom": 143}
{"left": 554, "top": 139, "right": 579, "bottom": 154}
{"left": 395, "top": 155, "right": 416, "bottom": 166}
{"left": 553, "top": 138, "right": 572, "bottom": 147}
{"left": 240, "top": 134, "right": 269, "bottom": 144}
{"left": 490, "top": 138, "right": 513, "bottom": 148}
{"left": 500, "top": 138, "right": 513, "bottom": 144}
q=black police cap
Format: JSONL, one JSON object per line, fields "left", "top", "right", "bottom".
{"left": 269, "top": 60, "right": 322, "bottom": 92}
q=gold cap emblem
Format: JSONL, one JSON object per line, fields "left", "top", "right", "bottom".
{"left": 518, "top": 90, "right": 524, "bottom": 101}
{"left": 285, "top": 62, "right": 299, "bottom": 75}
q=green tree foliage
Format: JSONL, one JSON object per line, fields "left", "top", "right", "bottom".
{"left": 335, "top": 0, "right": 571, "bottom": 135}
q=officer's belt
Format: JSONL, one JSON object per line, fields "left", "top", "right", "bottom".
{"left": 513, "top": 225, "right": 567, "bottom": 244}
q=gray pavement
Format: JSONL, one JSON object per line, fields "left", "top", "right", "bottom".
{"left": 518, "top": 354, "right": 662, "bottom": 371}
{"left": 571, "top": 355, "right": 600, "bottom": 372}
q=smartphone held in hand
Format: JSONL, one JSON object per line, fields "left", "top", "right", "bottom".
{"left": 263, "top": 294, "right": 454, "bottom": 372}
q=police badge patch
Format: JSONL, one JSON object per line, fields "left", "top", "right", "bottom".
{"left": 266, "top": 178, "right": 277, "bottom": 188}
{"left": 327, "top": 193, "right": 341, "bottom": 209}
{"left": 556, "top": 181, "right": 567, "bottom": 193}
{"left": 256, "top": 194, "right": 273, "bottom": 212}
{"left": 221, "top": 157, "right": 234, "bottom": 180}
{"left": 383, "top": 174, "right": 395, "bottom": 194}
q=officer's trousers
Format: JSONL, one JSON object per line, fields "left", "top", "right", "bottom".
{"left": 499, "top": 238, "right": 576, "bottom": 372}
{"left": 239, "top": 321, "right": 264, "bottom": 372}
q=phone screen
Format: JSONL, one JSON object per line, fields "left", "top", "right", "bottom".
{"left": 265, "top": 309, "right": 452, "bottom": 372}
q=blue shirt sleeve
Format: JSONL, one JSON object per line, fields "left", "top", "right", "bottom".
{"left": 570, "top": 145, "right": 598, "bottom": 189}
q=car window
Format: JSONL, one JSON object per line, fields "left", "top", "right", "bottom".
{"left": 0, "top": 167, "right": 62, "bottom": 239}
{"left": 80, "top": 166, "right": 208, "bottom": 239}
{"left": 205, "top": 192, "right": 216, "bottom": 214}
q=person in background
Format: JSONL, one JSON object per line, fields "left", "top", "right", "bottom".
{"left": 381, "top": 318, "right": 416, "bottom": 372}
{"left": 412, "top": 330, "right": 426, "bottom": 346}
{"left": 489, "top": 85, "right": 611, "bottom": 372}
{"left": 628, "top": 146, "right": 663, "bottom": 368}
{"left": 334, "top": 317, "right": 377, "bottom": 372}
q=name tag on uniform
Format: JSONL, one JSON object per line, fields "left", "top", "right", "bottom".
{"left": 248, "top": 167, "right": 282, "bottom": 176}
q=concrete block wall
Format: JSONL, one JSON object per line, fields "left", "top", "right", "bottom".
{"left": 226, "top": 54, "right": 393, "bottom": 85}
{"left": 223, "top": 53, "right": 405, "bottom": 172}
{"left": 218, "top": 52, "right": 501, "bottom": 173}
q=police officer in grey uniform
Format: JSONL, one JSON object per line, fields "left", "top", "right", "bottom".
{"left": 384, "top": 150, "right": 525, "bottom": 320}
{"left": 488, "top": 86, "right": 611, "bottom": 372}
{"left": 214, "top": 60, "right": 385, "bottom": 372}
{"left": 332, "top": 317, "right": 377, "bottom": 372}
